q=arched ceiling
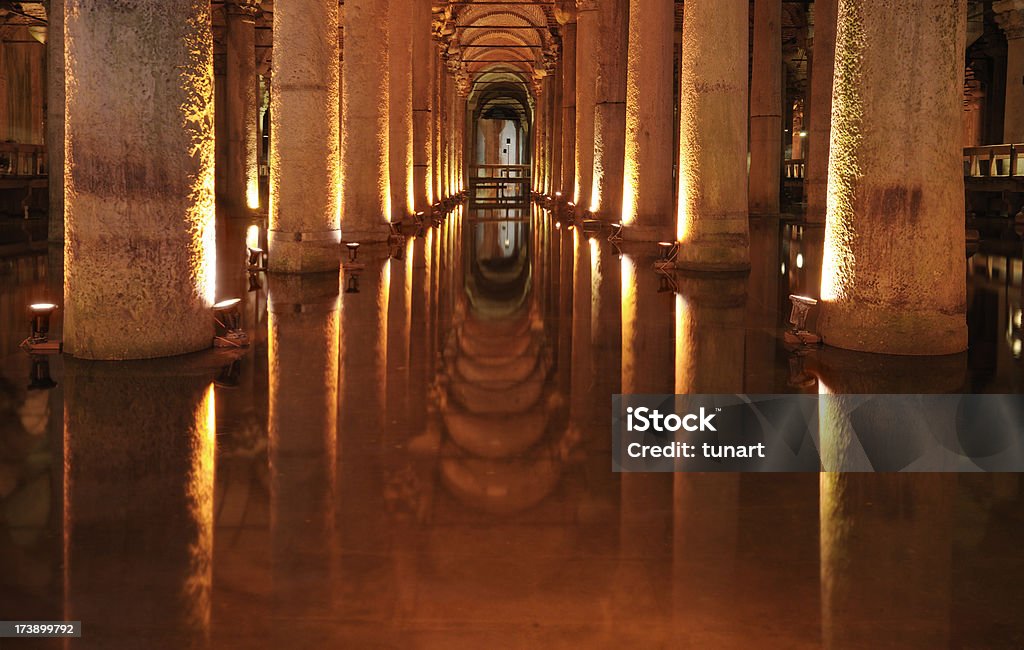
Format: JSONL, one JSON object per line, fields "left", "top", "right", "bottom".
{"left": 433, "top": 0, "right": 563, "bottom": 110}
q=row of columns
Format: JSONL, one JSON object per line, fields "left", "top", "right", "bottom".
{"left": 533, "top": 0, "right": 970, "bottom": 354}
{"left": 60, "top": 0, "right": 467, "bottom": 360}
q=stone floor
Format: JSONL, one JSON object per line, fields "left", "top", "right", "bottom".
{"left": 0, "top": 206, "right": 1022, "bottom": 648}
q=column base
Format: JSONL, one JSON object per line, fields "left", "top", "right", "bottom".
{"left": 268, "top": 230, "right": 342, "bottom": 274}
{"left": 820, "top": 301, "right": 967, "bottom": 356}
{"left": 676, "top": 235, "right": 751, "bottom": 273}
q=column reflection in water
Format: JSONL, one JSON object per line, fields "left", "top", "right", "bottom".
{"left": 267, "top": 273, "right": 339, "bottom": 624}
{"left": 618, "top": 249, "right": 673, "bottom": 630}
{"left": 64, "top": 361, "right": 215, "bottom": 648}
{"left": 569, "top": 227, "right": 592, "bottom": 437}
{"left": 337, "top": 246, "right": 394, "bottom": 620}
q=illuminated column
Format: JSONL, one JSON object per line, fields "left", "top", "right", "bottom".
{"left": 574, "top": 0, "right": 598, "bottom": 207}
{"left": 270, "top": 0, "right": 340, "bottom": 270}
{"left": 389, "top": 0, "right": 414, "bottom": 222}
{"left": 995, "top": 1, "right": 1024, "bottom": 142}
{"left": 805, "top": 0, "right": 838, "bottom": 223}
{"left": 267, "top": 274, "right": 339, "bottom": 620}
{"left": 820, "top": 0, "right": 966, "bottom": 355}
{"left": 590, "top": 0, "right": 628, "bottom": 220}
{"left": 412, "top": 0, "right": 434, "bottom": 210}
{"left": 64, "top": 0, "right": 215, "bottom": 359}
{"left": 550, "top": 67, "right": 563, "bottom": 195}
{"left": 749, "top": 0, "right": 783, "bottom": 217}
{"left": 64, "top": 360, "right": 214, "bottom": 645}
{"left": 46, "top": 0, "right": 64, "bottom": 242}
{"left": 558, "top": 8, "right": 577, "bottom": 196}
{"left": 342, "top": 0, "right": 390, "bottom": 241}
{"left": 622, "top": 0, "right": 674, "bottom": 242}
{"left": 676, "top": 0, "right": 750, "bottom": 272}
{"left": 225, "top": 0, "right": 260, "bottom": 215}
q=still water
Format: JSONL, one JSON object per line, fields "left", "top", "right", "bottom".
{"left": 0, "top": 207, "right": 1021, "bottom": 648}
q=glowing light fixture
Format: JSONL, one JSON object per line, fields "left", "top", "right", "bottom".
{"left": 796, "top": 253, "right": 804, "bottom": 269}
{"left": 783, "top": 295, "right": 821, "bottom": 346}
{"left": 213, "top": 298, "right": 249, "bottom": 348}
{"left": 346, "top": 242, "right": 361, "bottom": 263}
{"left": 20, "top": 303, "right": 61, "bottom": 354}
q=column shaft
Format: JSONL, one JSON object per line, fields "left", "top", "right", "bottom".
{"left": 412, "top": 0, "right": 434, "bottom": 210}
{"left": 590, "top": 0, "right": 628, "bottom": 220}
{"left": 560, "top": 20, "right": 577, "bottom": 196}
{"left": 819, "top": 0, "right": 967, "bottom": 355}
{"left": 995, "top": 2, "right": 1024, "bottom": 142}
{"left": 574, "top": 2, "right": 598, "bottom": 207}
{"left": 805, "top": 0, "right": 838, "bottom": 223}
{"left": 749, "top": 0, "right": 783, "bottom": 216}
{"left": 622, "top": 0, "right": 674, "bottom": 241}
{"left": 389, "top": 0, "right": 413, "bottom": 221}
{"left": 225, "top": 1, "right": 260, "bottom": 215}
{"left": 64, "top": 0, "right": 216, "bottom": 359}
{"left": 676, "top": 0, "right": 750, "bottom": 271}
{"left": 342, "top": 0, "right": 390, "bottom": 241}
{"left": 270, "top": 0, "right": 341, "bottom": 270}
{"left": 46, "top": 0, "right": 64, "bottom": 241}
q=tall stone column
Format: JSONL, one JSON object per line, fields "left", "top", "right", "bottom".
{"left": 389, "top": 0, "right": 414, "bottom": 222}
{"left": 342, "top": 0, "right": 390, "bottom": 241}
{"left": 64, "top": 0, "right": 216, "bottom": 359}
{"left": 749, "top": 0, "right": 783, "bottom": 216}
{"left": 412, "top": 0, "right": 434, "bottom": 210}
{"left": 558, "top": 11, "right": 577, "bottom": 196}
{"left": 574, "top": 0, "right": 598, "bottom": 207}
{"left": 676, "top": 0, "right": 750, "bottom": 271}
{"left": 226, "top": 0, "right": 261, "bottom": 215}
{"left": 270, "top": 0, "right": 341, "bottom": 271}
{"left": 622, "top": 0, "right": 675, "bottom": 242}
{"left": 590, "top": 0, "right": 628, "bottom": 221}
{"left": 46, "top": 0, "right": 64, "bottom": 242}
{"left": 819, "top": 0, "right": 967, "bottom": 355}
{"left": 995, "top": 1, "right": 1024, "bottom": 142}
{"left": 805, "top": 0, "right": 838, "bottom": 223}
{"left": 550, "top": 66, "right": 563, "bottom": 195}
{"left": 535, "top": 82, "right": 547, "bottom": 193}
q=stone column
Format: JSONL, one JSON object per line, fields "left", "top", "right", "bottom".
{"left": 550, "top": 66, "right": 563, "bottom": 196}
{"left": 590, "top": 0, "right": 628, "bottom": 221}
{"left": 749, "top": 0, "right": 783, "bottom": 217}
{"left": 389, "top": 0, "right": 413, "bottom": 222}
{"left": 64, "top": 0, "right": 216, "bottom": 359}
{"left": 805, "top": 0, "right": 838, "bottom": 223}
{"left": 270, "top": 0, "right": 341, "bottom": 270}
{"left": 622, "top": 0, "right": 675, "bottom": 242}
{"left": 559, "top": 12, "right": 577, "bottom": 196}
{"left": 995, "top": 0, "right": 1024, "bottom": 142}
{"left": 413, "top": 0, "right": 434, "bottom": 210}
{"left": 574, "top": 0, "right": 598, "bottom": 207}
{"left": 342, "top": 0, "right": 390, "bottom": 241}
{"left": 535, "top": 83, "right": 547, "bottom": 193}
{"left": 819, "top": 0, "right": 967, "bottom": 355}
{"left": 46, "top": 0, "right": 64, "bottom": 242}
{"left": 676, "top": 0, "right": 750, "bottom": 271}
{"left": 226, "top": 0, "right": 261, "bottom": 215}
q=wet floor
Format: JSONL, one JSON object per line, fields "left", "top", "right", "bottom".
{"left": 0, "top": 206, "right": 1022, "bottom": 648}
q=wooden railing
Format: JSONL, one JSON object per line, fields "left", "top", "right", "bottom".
{"left": 964, "top": 144, "right": 1024, "bottom": 179}
{"left": 0, "top": 143, "right": 46, "bottom": 177}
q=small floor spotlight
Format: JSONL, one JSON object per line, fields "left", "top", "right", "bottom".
{"left": 213, "top": 298, "right": 249, "bottom": 348}
{"left": 783, "top": 295, "right": 821, "bottom": 346}
{"left": 20, "top": 303, "right": 61, "bottom": 354}
{"left": 655, "top": 241, "right": 679, "bottom": 270}
{"left": 582, "top": 219, "right": 603, "bottom": 237}
{"left": 346, "top": 242, "right": 361, "bottom": 263}
{"left": 608, "top": 221, "right": 623, "bottom": 243}
{"left": 28, "top": 354, "right": 57, "bottom": 391}
{"left": 247, "top": 246, "right": 267, "bottom": 271}
{"left": 388, "top": 222, "right": 405, "bottom": 246}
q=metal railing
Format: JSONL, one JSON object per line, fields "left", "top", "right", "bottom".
{"left": 469, "top": 164, "right": 531, "bottom": 205}
{"left": 964, "top": 144, "right": 1024, "bottom": 179}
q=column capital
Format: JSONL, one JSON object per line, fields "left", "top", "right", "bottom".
{"left": 995, "top": 0, "right": 1024, "bottom": 39}
{"left": 226, "top": 0, "right": 261, "bottom": 18}
{"left": 554, "top": 1, "right": 577, "bottom": 25}
{"left": 576, "top": 0, "right": 598, "bottom": 13}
